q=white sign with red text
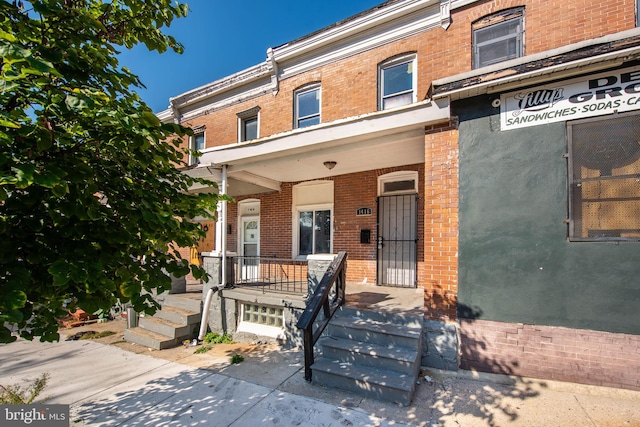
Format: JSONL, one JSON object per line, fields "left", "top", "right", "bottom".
{"left": 500, "top": 65, "right": 640, "bottom": 130}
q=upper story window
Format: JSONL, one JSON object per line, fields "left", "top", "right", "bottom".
{"left": 294, "top": 83, "right": 321, "bottom": 129}
{"left": 472, "top": 7, "right": 524, "bottom": 69}
{"left": 567, "top": 112, "right": 640, "bottom": 242}
{"left": 378, "top": 54, "right": 416, "bottom": 110}
{"left": 188, "top": 131, "right": 205, "bottom": 166}
{"left": 237, "top": 106, "right": 260, "bottom": 142}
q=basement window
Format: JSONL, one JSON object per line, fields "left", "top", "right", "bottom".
{"left": 568, "top": 112, "right": 640, "bottom": 241}
{"left": 237, "top": 303, "right": 285, "bottom": 338}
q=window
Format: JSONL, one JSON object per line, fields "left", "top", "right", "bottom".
{"left": 568, "top": 112, "right": 640, "bottom": 241}
{"left": 237, "top": 303, "right": 285, "bottom": 339}
{"left": 472, "top": 8, "right": 524, "bottom": 69}
{"left": 237, "top": 106, "right": 260, "bottom": 142}
{"left": 379, "top": 55, "right": 416, "bottom": 110}
{"left": 378, "top": 171, "right": 419, "bottom": 195}
{"left": 242, "top": 304, "right": 283, "bottom": 327}
{"left": 294, "top": 83, "right": 321, "bottom": 128}
{"left": 188, "top": 132, "right": 205, "bottom": 166}
{"left": 299, "top": 209, "right": 331, "bottom": 255}
{"left": 293, "top": 181, "right": 333, "bottom": 257}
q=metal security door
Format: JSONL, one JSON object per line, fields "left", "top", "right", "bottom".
{"left": 377, "top": 194, "right": 417, "bottom": 288}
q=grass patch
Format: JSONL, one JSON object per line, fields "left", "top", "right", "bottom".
{"left": 78, "top": 330, "right": 116, "bottom": 340}
{"left": 203, "top": 332, "right": 233, "bottom": 344}
{"left": 194, "top": 345, "right": 212, "bottom": 354}
{"left": 230, "top": 354, "right": 244, "bottom": 364}
{"left": 0, "top": 373, "right": 49, "bottom": 404}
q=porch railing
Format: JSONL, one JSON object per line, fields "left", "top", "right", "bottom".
{"left": 296, "top": 251, "right": 347, "bottom": 381}
{"left": 231, "top": 256, "right": 308, "bottom": 295}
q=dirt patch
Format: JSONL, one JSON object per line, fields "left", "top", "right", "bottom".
{"left": 59, "top": 319, "right": 288, "bottom": 370}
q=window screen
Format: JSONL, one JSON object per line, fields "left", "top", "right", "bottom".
{"left": 568, "top": 112, "right": 640, "bottom": 241}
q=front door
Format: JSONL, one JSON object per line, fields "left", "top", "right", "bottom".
{"left": 377, "top": 194, "right": 417, "bottom": 287}
{"left": 241, "top": 217, "right": 259, "bottom": 280}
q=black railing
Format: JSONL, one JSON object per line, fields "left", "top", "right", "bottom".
{"left": 296, "top": 251, "right": 347, "bottom": 381}
{"left": 231, "top": 256, "right": 308, "bottom": 295}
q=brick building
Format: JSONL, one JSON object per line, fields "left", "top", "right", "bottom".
{"left": 155, "top": 0, "right": 640, "bottom": 394}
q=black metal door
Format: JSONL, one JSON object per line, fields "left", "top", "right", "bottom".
{"left": 377, "top": 194, "right": 418, "bottom": 288}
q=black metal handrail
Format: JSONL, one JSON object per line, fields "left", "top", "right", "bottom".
{"left": 296, "top": 251, "right": 347, "bottom": 381}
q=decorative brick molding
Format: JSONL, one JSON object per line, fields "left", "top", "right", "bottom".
{"left": 460, "top": 318, "right": 640, "bottom": 391}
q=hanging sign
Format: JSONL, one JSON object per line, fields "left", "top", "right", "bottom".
{"left": 501, "top": 65, "right": 640, "bottom": 130}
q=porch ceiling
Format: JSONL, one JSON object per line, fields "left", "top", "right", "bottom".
{"left": 185, "top": 98, "right": 450, "bottom": 197}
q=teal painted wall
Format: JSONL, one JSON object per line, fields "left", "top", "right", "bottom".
{"left": 455, "top": 95, "right": 640, "bottom": 335}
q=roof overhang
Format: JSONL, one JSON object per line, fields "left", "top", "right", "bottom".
{"left": 184, "top": 98, "right": 450, "bottom": 197}
{"left": 433, "top": 28, "right": 640, "bottom": 101}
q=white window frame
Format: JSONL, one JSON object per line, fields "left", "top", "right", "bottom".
{"left": 378, "top": 171, "right": 419, "bottom": 196}
{"left": 188, "top": 132, "right": 205, "bottom": 166}
{"left": 378, "top": 54, "right": 417, "bottom": 111}
{"left": 296, "top": 204, "right": 333, "bottom": 257}
{"left": 472, "top": 8, "right": 524, "bottom": 69}
{"left": 294, "top": 83, "right": 321, "bottom": 129}
{"left": 236, "top": 303, "right": 285, "bottom": 339}
{"left": 237, "top": 106, "right": 260, "bottom": 143}
{"left": 292, "top": 181, "right": 334, "bottom": 258}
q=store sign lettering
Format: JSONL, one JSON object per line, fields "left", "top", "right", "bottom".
{"left": 501, "top": 66, "right": 640, "bottom": 130}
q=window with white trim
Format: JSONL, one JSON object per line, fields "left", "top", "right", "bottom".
{"left": 472, "top": 7, "right": 524, "bottom": 69}
{"left": 568, "top": 112, "right": 640, "bottom": 241}
{"left": 294, "top": 83, "right": 321, "bottom": 128}
{"left": 237, "top": 106, "right": 260, "bottom": 142}
{"left": 378, "top": 171, "right": 419, "bottom": 196}
{"left": 299, "top": 209, "right": 331, "bottom": 255}
{"left": 293, "top": 181, "right": 333, "bottom": 257}
{"left": 378, "top": 54, "right": 416, "bottom": 110}
{"left": 188, "top": 132, "right": 205, "bottom": 166}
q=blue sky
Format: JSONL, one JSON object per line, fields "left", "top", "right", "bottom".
{"left": 118, "top": 0, "right": 384, "bottom": 113}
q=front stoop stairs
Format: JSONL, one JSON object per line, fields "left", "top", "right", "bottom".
{"left": 123, "top": 293, "right": 202, "bottom": 350}
{"left": 312, "top": 306, "right": 423, "bottom": 406}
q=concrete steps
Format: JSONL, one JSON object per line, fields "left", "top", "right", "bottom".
{"left": 311, "top": 306, "right": 423, "bottom": 406}
{"left": 124, "top": 293, "right": 202, "bottom": 350}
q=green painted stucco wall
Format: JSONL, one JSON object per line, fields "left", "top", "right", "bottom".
{"left": 455, "top": 94, "right": 640, "bottom": 335}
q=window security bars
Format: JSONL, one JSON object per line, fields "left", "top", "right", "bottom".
{"left": 568, "top": 112, "right": 640, "bottom": 241}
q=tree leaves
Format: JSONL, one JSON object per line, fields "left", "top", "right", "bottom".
{"left": 0, "top": 0, "right": 220, "bottom": 343}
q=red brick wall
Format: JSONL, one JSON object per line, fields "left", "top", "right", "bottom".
{"left": 423, "top": 124, "right": 459, "bottom": 322}
{"left": 179, "top": 0, "right": 637, "bottom": 153}
{"left": 460, "top": 319, "right": 640, "bottom": 391}
{"left": 232, "top": 165, "right": 424, "bottom": 284}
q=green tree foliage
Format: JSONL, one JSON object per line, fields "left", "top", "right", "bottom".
{"left": 0, "top": 0, "right": 221, "bottom": 343}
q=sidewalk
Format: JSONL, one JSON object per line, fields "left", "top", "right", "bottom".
{"left": 0, "top": 320, "right": 639, "bottom": 426}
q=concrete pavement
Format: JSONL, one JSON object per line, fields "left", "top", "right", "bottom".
{"left": 1, "top": 323, "right": 639, "bottom": 426}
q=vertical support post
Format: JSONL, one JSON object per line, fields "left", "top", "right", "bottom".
{"left": 221, "top": 165, "right": 227, "bottom": 286}
{"left": 303, "top": 329, "right": 314, "bottom": 381}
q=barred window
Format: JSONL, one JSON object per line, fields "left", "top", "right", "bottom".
{"left": 568, "top": 112, "right": 640, "bottom": 241}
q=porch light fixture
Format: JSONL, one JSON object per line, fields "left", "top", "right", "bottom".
{"left": 323, "top": 161, "right": 337, "bottom": 170}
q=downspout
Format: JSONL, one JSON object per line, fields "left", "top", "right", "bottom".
{"left": 198, "top": 165, "right": 228, "bottom": 341}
